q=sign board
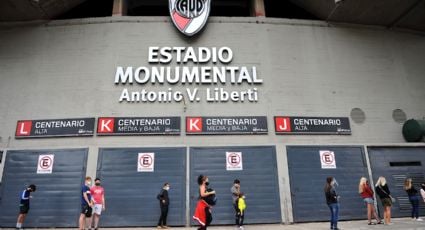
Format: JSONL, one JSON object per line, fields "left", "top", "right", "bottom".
{"left": 275, "top": 116, "right": 351, "bottom": 135}
{"left": 16, "top": 118, "right": 95, "bottom": 138}
{"left": 37, "top": 154, "right": 54, "bottom": 174}
{"left": 226, "top": 152, "right": 243, "bottom": 171}
{"left": 138, "top": 153, "right": 155, "bottom": 172}
{"left": 97, "top": 117, "right": 180, "bottom": 135}
{"left": 186, "top": 116, "right": 268, "bottom": 135}
{"left": 320, "top": 151, "right": 336, "bottom": 169}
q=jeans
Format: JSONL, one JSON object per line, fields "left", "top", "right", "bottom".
{"left": 328, "top": 203, "right": 339, "bottom": 229}
{"left": 409, "top": 195, "right": 420, "bottom": 219}
{"left": 158, "top": 205, "right": 168, "bottom": 226}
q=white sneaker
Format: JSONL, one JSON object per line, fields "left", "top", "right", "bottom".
{"left": 417, "top": 218, "right": 423, "bottom": 221}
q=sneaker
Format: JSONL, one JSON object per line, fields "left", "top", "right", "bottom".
{"left": 239, "top": 226, "right": 244, "bottom": 230}
{"left": 162, "top": 226, "right": 169, "bottom": 229}
{"left": 417, "top": 218, "right": 423, "bottom": 221}
{"left": 386, "top": 222, "right": 394, "bottom": 225}
{"left": 157, "top": 226, "right": 163, "bottom": 229}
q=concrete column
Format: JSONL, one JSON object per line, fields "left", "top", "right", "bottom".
{"left": 112, "top": 0, "right": 128, "bottom": 17}
{"left": 251, "top": 0, "right": 266, "bottom": 17}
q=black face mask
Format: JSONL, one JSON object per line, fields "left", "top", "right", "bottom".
{"left": 95, "top": 183, "right": 101, "bottom": 186}
{"left": 205, "top": 182, "right": 210, "bottom": 186}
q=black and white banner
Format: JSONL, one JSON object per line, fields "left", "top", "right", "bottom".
{"left": 97, "top": 117, "right": 181, "bottom": 135}
{"left": 186, "top": 116, "right": 268, "bottom": 135}
{"left": 275, "top": 116, "right": 351, "bottom": 135}
{"left": 16, "top": 118, "right": 95, "bottom": 138}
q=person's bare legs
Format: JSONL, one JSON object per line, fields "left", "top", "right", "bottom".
{"left": 86, "top": 217, "right": 92, "bottom": 229}
{"left": 79, "top": 214, "right": 85, "bottom": 230}
{"left": 367, "top": 204, "right": 372, "bottom": 222}
{"left": 93, "top": 214, "right": 100, "bottom": 229}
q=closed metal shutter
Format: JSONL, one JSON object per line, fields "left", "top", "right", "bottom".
{"left": 189, "top": 146, "right": 281, "bottom": 225}
{"left": 96, "top": 147, "right": 186, "bottom": 227}
{"left": 0, "top": 148, "right": 88, "bottom": 227}
{"left": 368, "top": 147, "right": 425, "bottom": 218}
{"left": 287, "top": 146, "right": 369, "bottom": 222}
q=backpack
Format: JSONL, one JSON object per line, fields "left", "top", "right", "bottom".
{"left": 204, "top": 188, "right": 217, "bottom": 206}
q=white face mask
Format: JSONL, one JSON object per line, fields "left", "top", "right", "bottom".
{"left": 86, "top": 181, "right": 92, "bottom": 186}
{"left": 164, "top": 186, "right": 170, "bottom": 191}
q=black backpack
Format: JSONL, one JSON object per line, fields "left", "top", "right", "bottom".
{"left": 204, "top": 188, "right": 217, "bottom": 206}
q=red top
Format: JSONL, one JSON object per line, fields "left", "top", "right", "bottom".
{"left": 360, "top": 184, "right": 374, "bottom": 198}
{"left": 90, "top": 186, "right": 104, "bottom": 204}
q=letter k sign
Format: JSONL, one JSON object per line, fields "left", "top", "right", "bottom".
{"left": 187, "top": 117, "right": 202, "bottom": 133}
{"left": 97, "top": 118, "right": 114, "bottom": 133}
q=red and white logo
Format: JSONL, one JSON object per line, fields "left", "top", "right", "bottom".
{"left": 97, "top": 118, "right": 115, "bottom": 133}
{"left": 138, "top": 153, "right": 155, "bottom": 172}
{"left": 275, "top": 117, "right": 292, "bottom": 132}
{"left": 186, "top": 117, "right": 203, "bottom": 133}
{"left": 169, "top": 0, "right": 211, "bottom": 36}
{"left": 16, "top": 121, "right": 32, "bottom": 136}
{"left": 37, "top": 154, "right": 54, "bottom": 174}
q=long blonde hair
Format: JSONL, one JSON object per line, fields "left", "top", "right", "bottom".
{"left": 359, "top": 177, "right": 367, "bottom": 194}
{"left": 404, "top": 178, "right": 412, "bottom": 190}
{"left": 375, "top": 176, "right": 387, "bottom": 187}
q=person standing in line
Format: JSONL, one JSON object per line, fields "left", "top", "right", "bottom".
{"left": 231, "top": 179, "right": 241, "bottom": 227}
{"left": 193, "top": 175, "right": 215, "bottom": 230}
{"left": 420, "top": 183, "right": 425, "bottom": 203}
{"left": 324, "top": 177, "right": 340, "bottom": 230}
{"left": 90, "top": 178, "right": 106, "bottom": 230}
{"left": 16, "top": 184, "right": 36, "bottom": 230}
{"left": 375, "top": 176, "right": 393, "bottom": 225}
{"left": 157, "top": 183, "right": 170, "bottom": 229}
{"left": 237, "top": 193, "right": 246, "bottom": 230}
{"left": 359, "top": 177, "right": 382, "bottom": 225}
{"left": 404, "top": 178, "right": 423, "bottom": 221}
{"left": 79, "top": 176, "right": 93, "bottom": 230}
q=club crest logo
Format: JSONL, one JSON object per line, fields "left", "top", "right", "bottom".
{"left": 169, "top": 0, "right": 211, "bottom": 36}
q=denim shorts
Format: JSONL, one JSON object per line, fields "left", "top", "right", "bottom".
{"left": 363, "top": 198, "right": 374, "bottom": 204}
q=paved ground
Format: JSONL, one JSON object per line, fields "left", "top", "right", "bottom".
{"left": 3, "top": 218, "right": 425, "bottom": 230}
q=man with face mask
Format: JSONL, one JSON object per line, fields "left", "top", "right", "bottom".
{"left": 90, "top": 178, "right": 105, "bottom": 230}
{"left": 79, "top": 176, "right": 93, "bottom": 230}
{"left": 16, "top": 184, "right": 36, "bottom": 230}
{"left": 157, "top": 183, "right": 170, "bottom": 229}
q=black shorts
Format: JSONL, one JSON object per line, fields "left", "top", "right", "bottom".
{"left": 81, "top": 204, "right": 93, "bottom": 217}
{"left": 19, "top": 204, "right": 30, "bottom": 214}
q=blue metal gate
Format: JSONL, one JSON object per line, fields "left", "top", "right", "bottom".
{"left": 368, "top": 147, "right": 425, "bottom": 218}
{"left": 287, "top": 146, "right": 369, "bottom": 222}
{"left": 96, "top": 147, "right": 186, "bottom": 227}
{"left": 0, "top": 148, "right": 88, "bottom": 227}
{"left": 189, "top": 146, "right": 281, "bottom": 225}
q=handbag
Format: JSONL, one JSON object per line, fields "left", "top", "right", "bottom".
{"left": 379, "top": 185, "right": 396, "bottom": 203}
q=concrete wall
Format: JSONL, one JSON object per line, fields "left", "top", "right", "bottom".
{"left": 0, "top": 17, "right": 424, "bottom": 223}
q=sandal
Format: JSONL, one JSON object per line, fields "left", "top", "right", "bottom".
{"left": 377, "top": 221, "right": 384, "bottom": 224}
{"left": 368, "top": 222, "right": 376, "bottom": 225}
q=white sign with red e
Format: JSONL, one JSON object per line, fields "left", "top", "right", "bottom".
{"left": 138, "top": 153, "right": 155, "bottom": 172}
{"left": 226, "top": 152, "right": 243, "bottom": 171}
{"left": 37, "top": 154, "right": 54, "bottom": 174}
{"left": 320, "top": 151, "right": 336, "bottom": 169}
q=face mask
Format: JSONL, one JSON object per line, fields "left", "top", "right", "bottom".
{"left": 332, "top": 179, "right": 339, "bottom": 187}
{"left": 95, "top": 183, "right": 101, "bottom": 186}
{"left": 86, "top": 181, "right": 92, "bottom": 186}
{"left": 205, "top": 182, "right": 210, "bottom": 186}
{"left": 165, "top": 186, "right": 170, "bottom": 191}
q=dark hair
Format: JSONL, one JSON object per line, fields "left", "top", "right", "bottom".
{"left": 95, "top": 178, "right": 101, "bottom": 182}
{"left": 324, "top": 177, "right": 333, "bottom": 193}
{"left": 29, "top": 184, "right": 36, "bottom": 192}
{"left": 234, "top": 179, "right": 240, "bottom": 184}
{"left": 164, "top": 182, "right": 169, "bottom": 187}
{"left": 198, "top": 175, "right": 207, "bottom": 185}
{"left": 239, "top": 192, "right": 244, "bottom": 197}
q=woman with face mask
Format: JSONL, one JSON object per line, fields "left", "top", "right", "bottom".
{"left": 193, "top": 175, "right": 216, "bottom": 230}
{"left": 324, "top": 177, "right": 340, "bottom": 230}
